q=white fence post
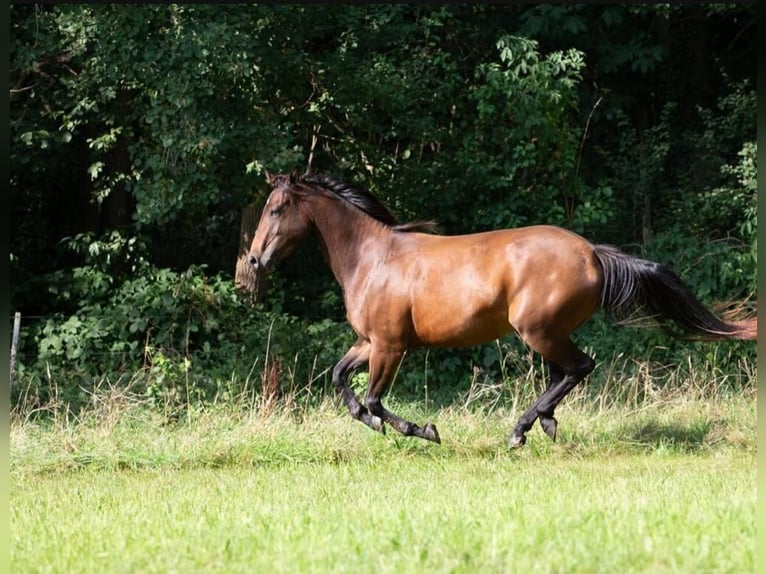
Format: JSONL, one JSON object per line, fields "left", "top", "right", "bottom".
{"left": 10, "top": 311, "right": 21, "bottom": 388}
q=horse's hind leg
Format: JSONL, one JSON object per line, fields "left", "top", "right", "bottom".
{"left": 535, "top": 357, "right": 594, "bottom": 442}
{"left": 509, "top": 338, "right": 594, "bottom": 448}
{"left": 364, "top": 347, "right": 441, "bottom": 444}
{"left": 332, "top": 338, "right": 384, "bottom": 433}
{"left": 532, "top": 361, "right": 565, "bottom": 438}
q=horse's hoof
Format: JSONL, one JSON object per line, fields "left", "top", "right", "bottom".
{"left": 508, "top": 434, "right": 526, "bottom": 448}
{"left": 540, "top": 416, "right": 558, "bottom": 441}
{"left": 423, "top": 423, "right": 441, "bottom": 444}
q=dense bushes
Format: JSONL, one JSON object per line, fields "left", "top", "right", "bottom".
{"left": 11, "top": 5, "right": 756, "bottom": 412}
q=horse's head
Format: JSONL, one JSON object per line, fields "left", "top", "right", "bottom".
{"left": 248, "top": 171, "right": 313, "bottom": 272}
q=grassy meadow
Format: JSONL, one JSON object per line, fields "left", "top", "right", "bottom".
{"left": 10, "top": 358, "right": 756, "bottom": 574}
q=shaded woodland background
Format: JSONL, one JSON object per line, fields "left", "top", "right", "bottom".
{"left": 10, "top": 5, "right": 756, "bottom": 408}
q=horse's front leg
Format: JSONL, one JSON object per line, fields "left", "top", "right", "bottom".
{"left": 364, "top": 347, "right": 441, "bottom": 444}
{"left": 332, "top": 338, "right": 384, "bottom": 433}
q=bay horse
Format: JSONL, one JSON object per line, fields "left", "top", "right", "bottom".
{"left": 248, "top": 171, "right": 756, "bottom": 448}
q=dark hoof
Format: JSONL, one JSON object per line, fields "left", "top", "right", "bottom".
{"left": 422, "top": 423, "right": 441, "bottom": 444}
{"left": 508, "top": 434, "right": 526, "bottom": 449}
{"left": 540, "top": 416, "right": 558, "bottom": 441}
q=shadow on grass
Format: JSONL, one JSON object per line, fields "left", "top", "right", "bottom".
{"left": 617, "top": 419, "right": 714, "bottom": 452}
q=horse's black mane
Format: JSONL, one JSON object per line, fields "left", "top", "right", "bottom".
{"left": 300, "top": 172, "right": 400, "bottom": 226}
{"left": 274, "top": 170, "right": 439, "bottom": 233}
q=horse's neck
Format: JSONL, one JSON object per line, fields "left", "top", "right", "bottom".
{"left": 309, "top": 200, "right": 392, "bottom": 288}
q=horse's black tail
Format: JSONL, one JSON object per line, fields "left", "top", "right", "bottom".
{"left": 592, "top": 244, "right": 756, "bottom": 341}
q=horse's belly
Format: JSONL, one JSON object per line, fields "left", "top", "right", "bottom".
{"left": 416, "top": 318, "right": 513, "bottom": 348}
{"left": 410, "top": 293, "right": 513, "bottom": 347}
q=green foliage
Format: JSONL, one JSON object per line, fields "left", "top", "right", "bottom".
{"left": 15, "top": 232, "right": 355, "bottom": 411}
{"left": 10, "top": 5, "right": 756, "bottom": 406}
{"left": 453, "top": 35, "right": 585, "bottom": 230}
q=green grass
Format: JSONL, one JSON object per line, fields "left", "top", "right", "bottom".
{"left": 10, "top": 369, "right": 756, "bottom": 574}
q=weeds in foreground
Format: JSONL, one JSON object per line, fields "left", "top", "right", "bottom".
{"left": 10, "top": 350, "right": 756, "bottom": 476}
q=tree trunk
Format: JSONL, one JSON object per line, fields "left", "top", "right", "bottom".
{"left": 235, "top": 201, "right": 268, "bottom": 304}
{"left": 99, "top": 90, "right": 136, "bottom": 234}
{"left": 99, "top": 133, "right": 134, "bottom": 233}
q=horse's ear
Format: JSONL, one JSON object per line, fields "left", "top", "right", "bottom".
{"left": 264, "top": 170, "right": 278, "bottom": 187}
{"left": 288, "top": 166, "right": 303, "bottom": 184}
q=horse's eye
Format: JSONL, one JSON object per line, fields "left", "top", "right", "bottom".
{"left": 269, "top": 205, "right": 285, "bottom": 217}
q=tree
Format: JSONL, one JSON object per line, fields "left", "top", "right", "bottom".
{"left": 10, "top": 5, "right": 756, "bottom": 398}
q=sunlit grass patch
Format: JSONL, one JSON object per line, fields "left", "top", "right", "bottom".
{"left": 10, "top": 355, "right": 756, "bottom": 574}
